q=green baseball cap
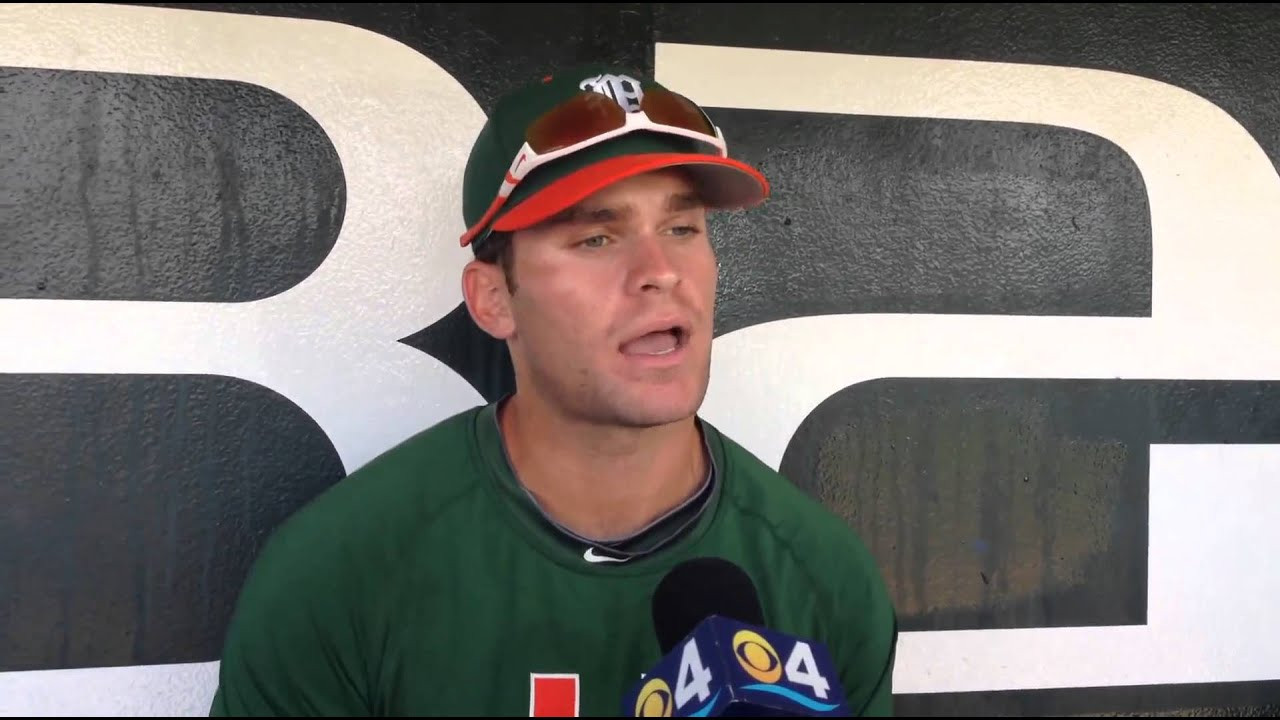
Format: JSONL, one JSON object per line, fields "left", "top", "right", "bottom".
{"left": 458, "top": 62, "right": 769, "bottom": 249}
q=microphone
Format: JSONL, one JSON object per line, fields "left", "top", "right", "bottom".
{"left": 622, "top": 557, "right": 850, "bottom": 717}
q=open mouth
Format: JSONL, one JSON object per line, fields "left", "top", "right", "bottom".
{"left": 620, "top": 326, "right": 688, "bottom": 357}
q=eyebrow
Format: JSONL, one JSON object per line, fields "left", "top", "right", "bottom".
{"left": 549, "top": 191, "right": 704, "bottom": 226}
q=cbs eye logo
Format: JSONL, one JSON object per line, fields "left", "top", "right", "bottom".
{"left": 732, "top": 630, "right": 783, "bottom": 683}
{"left": 634, "top": 677, "right": 673, "bottom": 717}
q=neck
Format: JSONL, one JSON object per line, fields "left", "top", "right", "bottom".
{"left": 498, "top": 392, "right": 708, "bottom": 542}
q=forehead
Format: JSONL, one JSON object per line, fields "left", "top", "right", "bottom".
{"left": 549, "top": 169, "right": 706, "bottom": 225}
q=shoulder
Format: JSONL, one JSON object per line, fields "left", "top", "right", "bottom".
{"left": 267, "top": 404, "right": 486, "bottom": 556}
{"left": 212, "top": 405, "right": 495, "bottom": 708}
{"left": 709, "top": 421, "right": 883, "bottom": 583}
{"left": 229, "top": 403, "right": 491, "bottom": 625}
{"left": 706, "top": 421, "right": 898, "bottom": 714}
{"left": 211, "top": 404, "right": 495, "bottom": 715}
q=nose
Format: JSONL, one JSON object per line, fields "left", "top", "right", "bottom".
{"left": 627, "top": 232, "right": 680, "bottom": 294}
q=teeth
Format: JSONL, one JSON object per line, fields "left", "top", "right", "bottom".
{"left": 621, "top": 328, "right": 682, "bottom": 356}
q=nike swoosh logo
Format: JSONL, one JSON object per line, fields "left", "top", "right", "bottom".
{"left": 583, "top": 546, "right": 627, "bottom": 564}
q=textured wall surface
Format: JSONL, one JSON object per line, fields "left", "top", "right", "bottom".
{"left": 2, "top": 2, "right": 1279, "bottom": 716}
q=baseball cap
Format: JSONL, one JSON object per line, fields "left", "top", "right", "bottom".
{"left": 459, "top": 62, "right": 769, "bottom": 249}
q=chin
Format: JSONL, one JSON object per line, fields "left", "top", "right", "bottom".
{"left": 604, "top": 382, "right": 707, "bottom": 429}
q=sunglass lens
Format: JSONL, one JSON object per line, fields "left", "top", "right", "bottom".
{"left": 641, "top": 89, "right": 716, "bottom": 136}
{"left": 526, "top": 92, "right": 625, "bottom": 153}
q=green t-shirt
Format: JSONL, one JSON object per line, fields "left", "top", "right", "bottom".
{"left": 209, "top": 401, "right": 898, "bottom": 717}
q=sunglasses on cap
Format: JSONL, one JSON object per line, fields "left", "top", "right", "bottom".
{"left": 458, "top": 86, "right": 727, "bottom": 247}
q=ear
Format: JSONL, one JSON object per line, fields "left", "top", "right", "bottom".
{"left": 462, "top": 259, "right": 516, "bottom": 340}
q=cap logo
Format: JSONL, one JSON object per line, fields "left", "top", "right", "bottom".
{"left": 579, "top": 73, "right": 644, "bottom": 112}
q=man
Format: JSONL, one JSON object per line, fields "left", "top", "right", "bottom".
{"left": 209, "top": 63, "right": 897, "bottom": 717}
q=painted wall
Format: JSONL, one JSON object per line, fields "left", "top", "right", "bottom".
{"left": 2, "top": 2, "right": 1279, "bottom": 715}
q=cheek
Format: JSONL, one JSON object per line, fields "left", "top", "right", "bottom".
{"left": 522, "top": 275, "right": 613, "bottom": 344}
{"left": 687, "top": 248, "right": 720, "bottom": 307}
{"left": 705, "top": 255, "right": 720, "bottom": 293}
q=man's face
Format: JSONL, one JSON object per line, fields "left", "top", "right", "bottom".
{"left": 499, "top": 168, "right": 719, "bottom": 429}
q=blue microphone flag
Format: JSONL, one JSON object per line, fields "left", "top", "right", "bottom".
{"left": 624, "top": 614, "right": 850, "bottom": 717}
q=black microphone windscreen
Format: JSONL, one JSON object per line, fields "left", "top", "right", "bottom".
{"left": 651, "top": 557, "right": 766, "bottom": 654}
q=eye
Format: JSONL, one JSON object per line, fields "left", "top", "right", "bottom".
{"left": 578, "top": 235, "right": 610, "bottom": 248}
{"left": 670, "top": 225, "right": 701, "bottom": 237}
